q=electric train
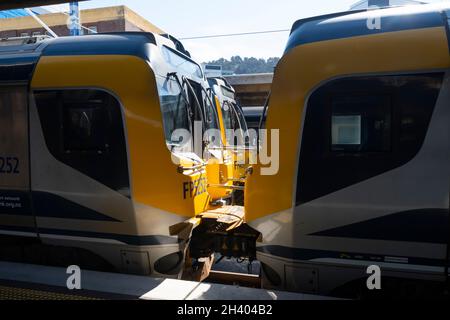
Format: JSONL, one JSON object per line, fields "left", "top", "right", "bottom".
{"left": 1, "top": 2, "right": 448, "bottom": 299}
{"left": 245, "top": 3, "right": 450, "bottom": 297}
{"left": 0, "top": 32, "right": 259, "bottom": 277}
{"left": 207, "top": 77, "right": 255, "bottom": 205}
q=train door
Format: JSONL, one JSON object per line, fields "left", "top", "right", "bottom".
{"left": 0, "top": 85, "right": 35, "bottom": 239}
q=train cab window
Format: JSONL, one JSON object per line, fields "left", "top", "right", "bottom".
{"left": 161, "top": 46, "right": 203, "bottom": 79}
{"left": 331, "top": 95, "right": 391, "bottom": 153}
{"left": 221, "top": 101, "right": 234, "bottom": 145}
{"left": 230, "top": 103, "right": 249, "bottom": 148}
{"left": 159, "top": 78, "right": 192, "bottom": 153}
{"left": 34, "top": 89, "right": 130, "bottom": 195}
{"left": 203, "top": 91, "right": 220, "bottom": 133}
{"left": 235, "top": 105, "right": 249, "bottom": 134}
{"left": 200, "top": 88, "right": 222, "bottom": 150}
{"left": 221, "top": 101, "right": 243, "bottom": 147}
{"left": 222, "top": 102, "right": 233, "bottom": 134}
{"left": 61, "top": 91, "right": 110, "bottom": 153}
{"left": 234, "top": 105, "right": 255, "bottom": 148}
{"left": 221, "top": 86, "right": 235, "bottom": 100}
{"left": 296, "top": 73, "right": 443, "bottom": 205}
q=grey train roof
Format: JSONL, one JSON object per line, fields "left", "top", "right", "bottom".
{"left": 285, "top": 3, "right": 450, "bottom": 53}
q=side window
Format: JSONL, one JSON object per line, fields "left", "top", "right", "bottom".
{"left": 221, "top": 101, "right": 236, "bottom": 146}
{"left": 159, "top": 78, "right": 192, "bottom": 152}
{"left": 34, "top": 89, "right": 130, "bottom": 196}
{"left": 234, "top": 105, "right": 249, "bottom": 133}
{"left": 229, "top": 103, "right": 247, "bottom": 148}
{"left": 221, "top": 85, "right": 235, "bottom": 100}
{"left": 220, "top": 100, "right": 248, "bottom": 148}
{"left": 202, "top": 91, "right": 222, "bottom": 150}
{"left": 62, "top": 91, "right": 110, "bottom": 153}
{"left": 331, "top": 95, "right": 391, "bottom": 153}
{"left": 203, "top": 90, "right": 220, "bottom": 132}
{"left": 296, "top": 73, "right": 443, "bottom": 205}
{"left": 222, "top": 102, "right": 233, "bottom": 132}
{"left": 234, "top": 105, "right": 257, "bottom": 148}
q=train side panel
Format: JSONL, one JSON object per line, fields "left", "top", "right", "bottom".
{"left": 0, "top": 85, "right": 34, "bottom": 239}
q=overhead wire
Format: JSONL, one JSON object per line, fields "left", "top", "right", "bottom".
{"left": 34, "top": 5, "right": 292, "bottom": 39}
{"left": 34, "top": 4, "right": 290, "bottom": 39}
{"left": 179, "top": 29, "right": 290, "bottom": 40}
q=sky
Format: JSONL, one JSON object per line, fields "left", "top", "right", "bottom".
{"left": 44, "top": 0, "right": 444, "bottom": 62}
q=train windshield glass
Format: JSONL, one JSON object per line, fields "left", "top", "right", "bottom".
{"left": 222, "top": 102, "right": 233, "bottom": 133}
{"left": 221, "top": 86, "right": 235, "bottom": 100}
{"left": 162, "top": 46, "right": 203, "bottom": 79}
{"left": 158, "top": 78, "right": 193, "bottom": 153}
{"left": 202, "top": 90, "right": 223, "bottom": 149}
{"left": 235, "top": 105, "right": 249, "bottom": 133}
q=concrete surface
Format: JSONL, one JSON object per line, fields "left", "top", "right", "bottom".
{"left": 0, "top": 261, "right": 338, "bottom": 300}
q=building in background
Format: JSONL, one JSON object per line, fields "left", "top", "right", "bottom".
{"left": 0, "top": 5, "right": 164, "bottom": 38}
{"left": 202, "top": 64, "right": 235, "bottom": 77}
{"left": 350, "top": 0, "right": 426, "bottom": 10}
{"left": 203, "top": 64, "right": 223, "bottom": 78}
{"left": 0, "top": 7, "right": 49, "bottom": 19}
{"left": 224, "top": 73, "right": 273, "bottom": 108}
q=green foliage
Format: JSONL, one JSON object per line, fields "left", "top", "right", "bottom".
{"left": 205, "top": 56, "right": 280, "bottom": 74}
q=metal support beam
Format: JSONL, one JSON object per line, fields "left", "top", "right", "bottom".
{"left": 24, "top": 8, "right": 59, "bottom": 38}
{"left": 69, "top": 1, "right": 81, "bottom": 36}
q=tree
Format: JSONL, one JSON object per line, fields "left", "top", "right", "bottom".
{"left": 205, "top": 56, "right": 280, "bottom": 74}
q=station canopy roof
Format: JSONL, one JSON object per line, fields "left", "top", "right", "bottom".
{"left": 0, "top": 9, "right": 30, "bottom": 18}
{"left": 0, "top": 0, "right": 88, "bottom": 11}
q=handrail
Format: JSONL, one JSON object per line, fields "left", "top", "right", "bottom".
{"left": 208, "top": 184, "right": 245, "bottom": 191}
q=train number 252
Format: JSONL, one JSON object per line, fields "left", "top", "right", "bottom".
{"left": 0, "top": 157, "right": 20, "bottom": 174}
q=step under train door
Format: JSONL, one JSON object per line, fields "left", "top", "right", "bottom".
{"left": 0, "top": 85, "right": 36, "bottom": 239}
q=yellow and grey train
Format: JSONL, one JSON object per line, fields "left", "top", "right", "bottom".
{"left": 245, "top": 3, "right": 450, "bottom": 296}
{"left": 208, "top": 76, "right": 255, "bottom": 205}
{"left": 0, "top": 32, "right": 259, "bottom": 277}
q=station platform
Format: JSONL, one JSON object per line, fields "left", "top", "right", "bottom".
{"left": 0, "top": 261, "right": 337, "bottom": 300}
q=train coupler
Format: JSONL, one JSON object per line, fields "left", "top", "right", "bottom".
{"left": 169, "top": 206, "right": 261, "bottom": 281}
{"left": 188, "top": 206, "right": 262, "bottom": 261}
